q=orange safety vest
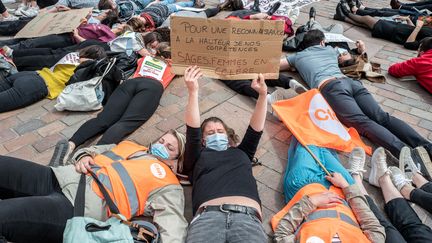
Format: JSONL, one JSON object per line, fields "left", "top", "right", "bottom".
{"left": 271, "top": 183, "right": 371, "bottom": 243}
{"left": 91, "top": 140, "right": 180, "bottom": 220}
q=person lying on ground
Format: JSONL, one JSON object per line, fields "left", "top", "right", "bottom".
{"left": 51, "top": 43, "right": 176, "bottom": 167}
{"left": 280, "top": 29, "right": 432, "bottom": 178}
{"left": 183, "top": 66, "right": 268, "bottom": 242}
{"left": 334, "top": 2, "right": 432, "bottom": 50}
{"left": 272, "top": 141, "right": 385, "bottom": 242}
{"left": 388, "top": 36, "right": 432, "bottom": 94}
{"left": 391, "top": 0, "right": 432, "bottom": 14}
{"left": 0, "top": 0, "right": 18, "bottom": 21}
{"left": 367, "top": 146, "right": 432, "bottom": 243}
{"left": 0, "top": 130, "right": 187, "bottom": 243}
{"left": 346, "top": 0, "right": 425, "bottom": 20}
{"left": 98, "top": 0, "right": 158, "bottom": 22}
{"left": 0, "top": 45, "right": 106, "bottom": 113}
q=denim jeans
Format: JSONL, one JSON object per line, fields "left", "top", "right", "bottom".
{"left": 186, "top": 211, "right": 267, "bottom": 243}
{"left": 321, "top": 78, "right": 431, "bottom": 157}
{"left": 161, "top": 0, "right": 194, "bottom": 14}
{"left": 283, "top": 138, "right": 355, "bottom": 202}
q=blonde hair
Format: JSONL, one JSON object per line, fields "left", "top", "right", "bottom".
{"left": 166, "top": 129, "right": 186, "bottom": 173}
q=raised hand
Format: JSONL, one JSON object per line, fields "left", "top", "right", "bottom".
{"left": 184, "top": 66, "right": 203, "bottom": 93}
{"left": 251, "top": 73, "right": 267, "bottom": 96}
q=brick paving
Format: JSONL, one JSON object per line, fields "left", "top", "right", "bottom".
{"left": 2, "top": 0, "right": 432, "bottom": 239}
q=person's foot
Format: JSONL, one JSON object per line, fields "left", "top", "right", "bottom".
{"left": 389, "top": 166, "right": 412, "bottom": 191}
{"left": 218, "top": 0, "right": 232, "bottom": 11}
{"left": 49, "top": 139, "right": 74, "bottom": 167}
{"left": 309, "top": 6, "right": 316, "bottom": 20}
{"left": 369, "top": 147, "right": 390, "bottom": 187}
{"left": 347, "top": 147, "right": 366, "bottom": 178}
{"left": 267, "top": 1, "right": 281, "bottom": 16}
{"left": 267, "top": 89, "right": 285, "bottom": 119}
{"left": 390, "top": 0, "right": 401, "bottom": 9}
{"left": 1, "top": 15, "right": 18, "bottom": 22}
{"left": 21, "top": 7, "right": 39, "bottom": 18}
{"left": 231, "top": 0, "right": 244, "bottom": 11}
{"left": 14, "top": 4, "right": 28, "bottom": 16}
{"left": 252, "top": 0, "right": 261, "bottom": 12}
{"left": 194, "top": 0, "right": 205, "bottom": 8}
{"left": 334, "top": 3, "right": 346, "bottom": 21}
{"left": 412, "top": 146, "right": 432, "bottom": 180}
{"left": 399, "top": 146, "right": 421, "bottom": 180}
{"left": 340, "top": 1, "right": 351, "bottom": 16}
{"left": 289, "top": 79, "right": 308, "bottom": 94}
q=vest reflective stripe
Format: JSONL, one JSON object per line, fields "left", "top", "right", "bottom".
{"left": 98, "top": 173, "right": 113, "bottom": 194}
{"left": 111, "top": 162, "right": 139, "bottom": 217}
{"left": 102, "top": 151, "right": 124, "bottom": 161}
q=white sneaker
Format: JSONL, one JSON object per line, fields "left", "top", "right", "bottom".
{"left": 21, "top": 7, "right": 39, "bottom": 18}
{"left": 289, "top": 7, "right": 300, "bottom": 24}
{"left": 14, "top": 4, "right": 28, "bottom": 16}
{"left": 1, "top": 15, "right": 18, "bottom": 21}
{"left": 389, "top": 166, "right": 412, "bottom": 191}
{"left": 347, "top": 147, "right": 366, "bottom": 178}
{"left": 267, "top": 89, "right": 285, "bottom": 118}
{"left": 369, "top": 147, "right": 390, "bottom": 187}
{"left": 399, "top": 146, "right": 420, "bottom": 180}
{"left": 289, "top": 79, "right": 308, "bottom": 94}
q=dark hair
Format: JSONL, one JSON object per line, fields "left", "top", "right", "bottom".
{"left": 143, "top": 32, "right": 162, "bottom": 46}
{"left": 100, "top": 10, "right": 119, "bottom": 28}
{"left": 338, "top": 56, "right": 357, "bottom": 67}
{"left": 156, "top": 42, "right": 171, "bottom": 59}
{"left": 301, "top": 29, "right": 325, "bottom": 49}
{"left": 154, "top": 27, "right": 171, "bottom": 42}
{"left": 127, "top": 17, "right": 146, "bottom": 32}
{"left": 78, "top": 45, "right": 107, "bottom": 60}
{"left": 98, "top": 0, "right": 114, "bottom": 10}
{"left": 419, "top": 37, "right": 432, "bottom": 52}
{"left": 200, "top": 117, "right": 240, "bottom": 146}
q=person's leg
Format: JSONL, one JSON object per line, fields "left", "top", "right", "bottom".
{"left": 321, "top": 79, "right": 405, "bottom": 157}
{"left": 186, "top": 211, "right": 227, "bottom": 243}
{"left": 400, "top": 173, "right": 432, "bottom": 214}
{"left": 166, "top": 1, "right": 194, "bottom": 13}
{"left": 8, "top": 34, "right": 74, "bottom": 50}
{"left": 380, "top": 173, "right": 432, "bottom": 243}
{"left": 220, "top": 79, "right": 259, "bottom": 99}
{"left": 0, "top": 71, "right": 48, "bottom": 112}
{"left": 14, "top": 53, "right": 66, "bottom": 71}
{"left": 357, "top": 7, "right": 400, "bottom": 17}
{"left": 350, "top": 80, "right": 431, "bottom": 155}
{"left": 0, "top": 18, "right": 33, "bottom": 36}
{"left": 227, "top": 213, "right": 267, "bottom": 242}
{"left": 0, "top": 155, "right": 61, "bottom": 199}
{"left": 345, "top": 12, "right": 379, "bottom": 29}
{"left": 0, "top": 193, "right": 73, "bottom": 243}
{"left": 36, "top": 0, "right": 59, "bottom": 8}
{"left": 96, "top": 78, "right": 164, "bottom": 145}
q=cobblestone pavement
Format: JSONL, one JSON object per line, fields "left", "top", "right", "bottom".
{"left": 1, "top": 0, "right": 432, "bottom": 239}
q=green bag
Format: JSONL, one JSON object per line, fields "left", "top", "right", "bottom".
{"left": 63, "top": 173, "right": 133, "bottom": 243}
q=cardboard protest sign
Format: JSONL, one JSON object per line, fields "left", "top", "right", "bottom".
{"left": 15, "top": 8, "right": 92, "bottom": 38}
{"left": 170, "top": 16, "right": 284, "bottom": 80}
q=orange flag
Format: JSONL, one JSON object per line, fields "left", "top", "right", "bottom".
{"left": 272, "top": 89, "right": 372, "bottom": 155}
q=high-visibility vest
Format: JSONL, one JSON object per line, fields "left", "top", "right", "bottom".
{"left": 271, "top": 183, "right": 370, "bottom": 243}
{"left": 91, "top": 140, "right": 180, "bottom": 220}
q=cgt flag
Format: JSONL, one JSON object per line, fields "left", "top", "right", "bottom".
{"left": 272, "top": 89, "right": 372, "bottom": 155}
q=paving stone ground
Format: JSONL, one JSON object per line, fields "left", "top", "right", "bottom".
{"left": 2, "top": 0, "right": 432, "bottom": 240}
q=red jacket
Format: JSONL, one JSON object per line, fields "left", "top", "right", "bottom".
{"left": 388, "top": 49, "right": 432, "bottom": 94}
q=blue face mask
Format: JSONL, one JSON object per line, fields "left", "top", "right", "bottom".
{"left": 336, "top": 47, "right": 348, "bottom": 56}
{"left": 205, "top": 133, "right": 229, "bottom": 151}
{"left": 150, "top": 143, "right": 170, "bottom": 160}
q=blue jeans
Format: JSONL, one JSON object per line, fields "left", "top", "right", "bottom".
{"left": 283, "top": 138, "right": 355, "bottom": 202}
{"left": 161, "top": 0, "right": 194, "bottom": 13}
{"left": 186, "top": 211, "right": 266, "bottom": 243}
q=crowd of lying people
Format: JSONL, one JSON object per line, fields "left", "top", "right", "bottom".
{"left": 0, "top": 0, "right": 432, "bottom": 242}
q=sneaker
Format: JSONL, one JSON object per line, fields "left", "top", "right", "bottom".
{"left": 347, "top": 147, "right": 366, "bottom": 178}
{"left": 389, "top": 166, "right": 412, "bottom": 191}
{"left": 14, "top": 4, "right": 28, "bottom": 16}
{"left": 1, "top": 15, "right": 19, "bottom": 21}
{"left": 289, "top": 79, "right": 308, "bottom": 94}
{"left": 368, "top": 147, "right": 390, "bottom": 187}
{"left": 412, "top": 146, "right": 432, "bottom": 180}
{"left": 2, "top": 46, "right": 13, "bottom": 58}
{"left": 267, "top": 1, "right": 281, "bottom": 16}
{"left": 49, "top": 139, "right": 74, "bottom": 167}
{"left": 21, "top": 7, "right": 39, "bottom": 18}
{"left": 289, "top": 7, "right": 300, "bottom": 24}
{"left": 399, "top": 146, "right": 421, "bottom": 180}
{"left": 267, "top": 89, "right": 285, "bottom": 119}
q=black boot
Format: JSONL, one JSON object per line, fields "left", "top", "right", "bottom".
{"left": 267, "top": 1, "right": 281, "bottom": 16}
{"left": 252, "top": 0, "right": 261, "bottom": 12}
{"left": 231, "top": 0, "right": 244, "bottom": 10}
{"left": 334, "top": 3, "right": 346, "bottom": 21}
{"left": 309, "top": 6, "right": 316, "bottom": 19}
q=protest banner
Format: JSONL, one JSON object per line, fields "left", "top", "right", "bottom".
{"left": 170, "top": 16, "right": 285, "bottom": 80}
{"left": 15, "top": 8, "right": 92, "bottom": 38}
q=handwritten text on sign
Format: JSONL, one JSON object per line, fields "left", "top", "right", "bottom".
{"left": 170, "top": 16, "right": 284, "bottom": 80}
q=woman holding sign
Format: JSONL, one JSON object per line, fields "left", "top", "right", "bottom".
{"left": 183, "top": 66, "right": 268, "bottom": 243}
{"left": 50, "top": 42, "right": 176, "bottom": 166}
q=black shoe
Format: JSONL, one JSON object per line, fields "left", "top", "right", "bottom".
{"left": 309, "top": 6, "right": 316, "bottom": 19}
{"left": 252, "top": 0, "right": 260, "bottom": 12}
{"left": 217, "top": 0, "right": 232, "bottom": 10}
{"left": 355, "top": 0, "right": 363, "bottom": 8}
{"left": 334, "top": 3, "right": 346, "bottom": 21}
{"left": 340, "top": 1, "right": 351, "bottom": 16}
{"left": 267, "top": 1, "right": 281, "bottom": 16}
{"left": 344, "top": 0, "right": 356, "bottom": 11}
{"left": 231, "top": 0, "right": 244, "bottom": 10}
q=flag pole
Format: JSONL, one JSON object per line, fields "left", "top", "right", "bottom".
{"left": 304, "top": 145, "right": 332, "bottom": 176}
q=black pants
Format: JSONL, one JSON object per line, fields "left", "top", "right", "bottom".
{"left": 0, "top": 33, "right": 74, "bottom": 51}
{"left": 0, "top": 155, "right": 74, "bottom": 243}
{"left": 402, "top": 0, "right": 432, "bottom": 11}
{"left": 70, "top": 77, "right": 164, "bottom": 146}
{"left": 0, "top": 1, "right": 5, "bottom": 14}
{"left": 0, "top": 17, "right": 32, "bottom": 36}
{"left": 357, "top": 7, "right": 401, "bottom": 17}
{"left": 13, "top": 40, "right": 109, "bottom": 71}
{"left": 0, "top": 71, "right": 48, "bottom": 113}
{"left": 366, "top": 195, "right": 406, "bottom": 243}
{"left": 37, "top": 0, "right": 59, "bottom": 8}
{"left": 220, "top": 77, "right": 291, "bottom": 99}
{"left": 410, "top": 181, "right": 432, "bottom": 214}
{"left": 321, "top": 78, "right": 431, "bottom": 157}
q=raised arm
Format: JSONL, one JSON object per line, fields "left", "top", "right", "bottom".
{"left": 184, "top": 66, "right": 203, "bottom": 128}
{"left": 249, "top": 74, "right": 267, "bottom": 132}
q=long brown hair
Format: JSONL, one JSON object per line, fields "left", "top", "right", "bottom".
{"left": 200, "top": 117, "right": 240, "bottom": 146}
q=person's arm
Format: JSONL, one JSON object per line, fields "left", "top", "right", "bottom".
{"left": 73, "top": 28, "right": 86, "bottom": 43}
{"left": 146, "top": 185, "right": 188, "bottom": 243}
{"left": 327, "top": 173, "right": 386, "bottom": 243}
{"left": 394, "top": 16, "right": 414, "bottom": 26}
{"left": 406, "top": 19, "right": 424, "bottom": 43}
{"left": 280, "top": 55, "right": 296, "bottom": 71}
{"left": 388, "top": 58, "right": 417, "bottom": 78}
